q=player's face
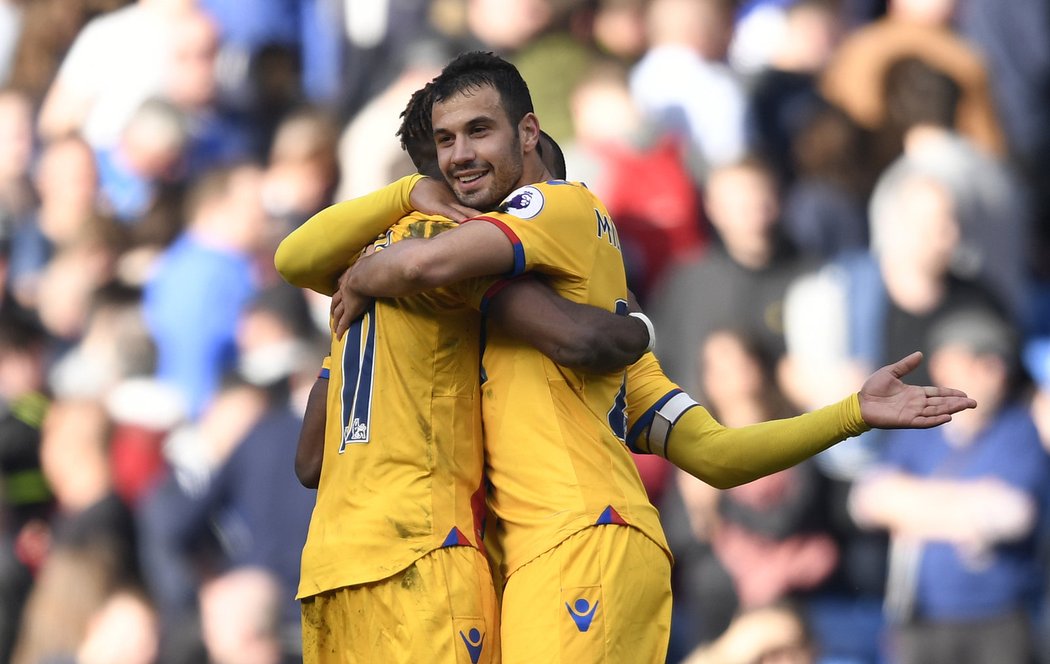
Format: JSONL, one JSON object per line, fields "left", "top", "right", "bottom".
{"left": 432, "top": 84, "right": 525, "bottom": 211}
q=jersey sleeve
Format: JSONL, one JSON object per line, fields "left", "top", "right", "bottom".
{"left": 625, "top": 352, "right": 693, "bottom": 454}
{"left": 665, "top": 395, "right": 870, "bottom": 489}
{"left": 470, "top": 182, "right": 602, "bottom": 280}
{"left": 274, "top": 174, "right": 423, "bottom": 295}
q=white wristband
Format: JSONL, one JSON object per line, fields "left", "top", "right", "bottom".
{"left": 628, "top": 312, "right": 655, "bottom": 354}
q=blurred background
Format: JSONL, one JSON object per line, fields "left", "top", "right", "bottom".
{"left": 0, "top": 0, "right": 1048, "bottom": 662}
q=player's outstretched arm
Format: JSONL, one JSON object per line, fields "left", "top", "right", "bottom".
{"left": 487, "top": 278, "right": 650, "bottom": 373}
{"left": 856, "top": 351, "right": 976, "bottom": 428}
{"left": 294, "top": 372, "right": 328, "bottom": 488}
{"left": 629, "top": 352, "right": 977, "bottom": 489}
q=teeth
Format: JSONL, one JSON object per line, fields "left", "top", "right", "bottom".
{"left": 459, "top": 173, "right": 483, "bottom": 184}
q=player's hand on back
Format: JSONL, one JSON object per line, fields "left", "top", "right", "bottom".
{"left": 410, "top": 177, "right": 481, "bottom": 222}
{"left": 332, "top": 260, "right": 374, "bottom": 339}
{"left": 858, "top": 351, "right": 977, "bottom": 429}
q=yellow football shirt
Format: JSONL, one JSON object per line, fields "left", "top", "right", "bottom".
{"left": 297, "top": 213, "right": 492, "bottom": 598}
{"left": 471, "top": 181, "right": 670, "bottom": 578}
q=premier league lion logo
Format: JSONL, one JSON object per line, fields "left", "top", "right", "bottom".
{"left": 501, "top": 185, "right": 545, "bottom": 219}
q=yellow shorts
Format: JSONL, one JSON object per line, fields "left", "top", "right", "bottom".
{"left": 500, "top": 524, "right": 672, "bottom": 664}
{"left": 301, "top": 546, "right": 500, "bottom": 664}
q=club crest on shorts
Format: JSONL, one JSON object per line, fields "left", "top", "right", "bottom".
{"left": 501, "top": 185, "right": 544, "bottom": 219}
{"left": 459, "top": 627, "right": 485, "bottom": 663}
{"left": 566, "top": 597, "right": 599, "bottom": 632}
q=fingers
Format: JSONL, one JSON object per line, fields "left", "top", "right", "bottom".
{"left": 442, "top": 204, "right": 481, "bottom": 223}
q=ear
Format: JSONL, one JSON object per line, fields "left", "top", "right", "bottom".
{"left": 518, "top": 112, "right": 541, "bottom": 154}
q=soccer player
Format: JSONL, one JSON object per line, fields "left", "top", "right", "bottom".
{"left": 327, "top": 52, "right": 976, "bottom": 663}
{"left": 279, "top": 87, "right": 651, "bottom": 664}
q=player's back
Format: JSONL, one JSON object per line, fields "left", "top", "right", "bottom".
{"left": 298, "top": 214, "right": 488, "bottom": 598}
{"left": 473, "top": 181, "right": 669, "bottom": 577}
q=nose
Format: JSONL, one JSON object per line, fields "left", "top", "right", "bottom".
{"left": 450, "top": 136, "right": 475, "bottom": 166}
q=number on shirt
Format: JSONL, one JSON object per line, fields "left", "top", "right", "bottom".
{"left": 339, "top": 303, "right": 377, "bottom": 452}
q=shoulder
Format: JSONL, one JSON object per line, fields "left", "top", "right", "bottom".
{"left": 493, "top": 180, "right": 594, "bottom": 221}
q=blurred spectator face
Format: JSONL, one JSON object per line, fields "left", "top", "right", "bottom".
{"left": 929, "top": 342, "right": 1007, "bottom": 417}
{"left": 200, "top": 567, "right": 283, "bottom": 664}
{"left": 76, "top": 591, "right": 159, "bottom": 664}
{"left": 884, "top": 177, "right": 959, "bottom": 277}
{"left": 891, "top": 0, "right": 956, "bottom": 26}
{"left": 570, "top": 65, "right": 641, "bottom": 144}
{"left": 0, "top": 89, "right": 33, "bottom": 182}
{"left": 467, "top": 0, "right": 552, "bottom": 51}
{"left": 777, "top": 1, "right": 840, "bottom": 71}
{"left": 39, "top": 399, "right": 111, "bottom": 510}
{"left": 224, "top": 166, "right": 269, "bottom": 251}
{"left": 121, "top": 99, "right": 188, "bottom": 181}
{"left": 263, "top": 109, "right": 339, "bottom": 223}
{"left": 704, "top": 161, "right": 780, "bottom": 263}
{"left": 35, "top": 137, "right": 99, "bottom": 242}
{"left": 592, "top": 0, "right": 648, "bottom": 61}
{"left": 700, "top": 330, "right": 766, "bottom": 410}
{"left": 647, "top": 0, "right": 734, "bottom": 58}
{"left": 166, "top": 9, "right": 220, "bottom": 109}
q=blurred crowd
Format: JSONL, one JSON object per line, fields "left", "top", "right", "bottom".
{"left": 0, "top": 0, "right": 1048, "bottom": 662}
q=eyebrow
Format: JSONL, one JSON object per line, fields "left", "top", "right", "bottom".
{"left": 433, "top": 114, "right": 497, "bottom": 137}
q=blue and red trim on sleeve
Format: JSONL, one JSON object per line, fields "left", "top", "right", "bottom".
{"left": 472, "top": 215, "right": 526, "bottom": 277}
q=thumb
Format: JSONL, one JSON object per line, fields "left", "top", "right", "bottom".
{"left": 889, "top": 351, "right": 923, "bottom": 379}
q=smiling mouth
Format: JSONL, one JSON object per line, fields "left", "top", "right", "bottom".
{"left": 454, "top": 170, "right": 487, "bottom": 186}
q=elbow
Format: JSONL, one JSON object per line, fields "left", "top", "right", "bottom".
{"left": 294, "top": 458, "right": 320, "bottom": 489}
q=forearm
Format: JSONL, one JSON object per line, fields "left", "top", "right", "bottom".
{"left": 487, "top": 278, "right": 649, "bottom": 373}
{"left": 665, "top": 395, "right": 870, "bottom": 489}
{"left": 852, "top": 474, "right": 1036, "bottom": 544}
{"left": 294, "top": 375, "right": 328, "bottom": 488}
{"left": 348, "top": 220, "right": 515, "bottom": 297}
{"left": 274, "top": 174, "right": 422, "bottom": 295}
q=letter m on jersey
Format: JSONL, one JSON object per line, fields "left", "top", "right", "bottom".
{"left": 339, "top": 305, "right": 377, "bottom": 452}
{"left": 594, "top": 209, "right": 621, "bottom": 251}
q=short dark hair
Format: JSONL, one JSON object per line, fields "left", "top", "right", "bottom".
{"left": 430, "top": 51, "right": 535, "bottom": 128}
{"left": 883, "top": 57, "right": 961, "bottom": 130}
{"left": 537, "top": 130, "right": 566, "bottom": 180}
{"left": 396, "top": 82, "right": 440, "bottom": 177}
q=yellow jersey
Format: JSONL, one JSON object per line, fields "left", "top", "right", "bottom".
{"left": 297, "top": 213, "right": 491, "bottom": 598}
{"left": 472, "top": 181, "right": 669, "bottom": 577}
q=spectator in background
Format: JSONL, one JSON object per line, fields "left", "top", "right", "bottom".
{"left": 261, "top": 104, "right": 340, "bottom": 233}
{"left": 565, "top": 59, "right": 704, "bottom": 302}
{"left": 780, "top": 168, "right": 1008, "bottom": 663}
{"left": 780, "top": 105, "right": 874, "bottom": 260}
{"left": 335, "top": 41, "right": 447, "bottom": 201}
{"left": 744, "top": 0, "right": 843, "bottom": 189}
{"left": 872, "top": 57, "right": 1032, "bottom": 326}
{"left": 0, "top": 88, "right": 36, "bottom": 239}
{"left": 137, "top": 283, "right": 317, "bottom": 660}
{"left": 650, "top": 156, "right": 815, "bottom": 395}
{"left": 630, "top": 0, "right": 747, "bottom": 176}
{"left": 819, "top": 0, "right": 1005, "bottom": 159}
{"left": 95, "top": 97, "right": 188, "bottom": 226}
{"left": 71, "top": 587, "right": 159, "bottom": 664}
{"left": 681, "top": 602, "right": 817, "bottom": 664}
{"left": 10, "top": 135, "right": 108, "bottom": 309}
{"left": 36, "top": 0, "right": 199, "bottom": 150}
{"left": 662, "top": 329, "right": 835, "bottom": 654}
{"left": 142, "top": 162, "right": 269, "bottom": 418}
{"left": 0, "top": 310, "right": 51, "bottom": 664}
{"left": 163, "top": 7, "right": 256, "bottom": 173}
{"left": 850, "top": 307, "right": 1048, "bottom": 664}
{"left": 199, "top": 566, "right": 295, "bottom": 664}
